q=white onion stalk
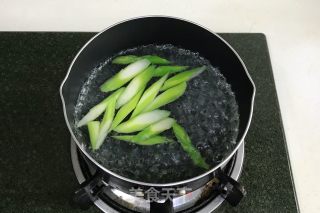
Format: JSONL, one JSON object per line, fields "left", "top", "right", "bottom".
{"left": 87, "top": 121, "right": 100, "bottom": 150}
{"left": 111, "top": 88, "right": 145, "bottom": 130}
{"left": 100, "top": 59, "right": 150, "bottom": 92}
{"left": 114, "top": 110, "right": 170, "bottom": 133}
{"left": 94, "top": 97, "right": 117, "bottom": 150}
{"left": 116, "top": 65, "right": 154, "bottom": 109}
{"left": 77, "top": 87, "right": 124, "bottom": 127}
{"left": 131, "top": 74, "right": 168, "bottom": 118}
{"left": 133, "top": 118, "right": 176, "bottom": 141}
{"left": 143, "top": 82, "right": 187, "bottom": 113}
{"left": 160, "top": 66, "right": 206, "bottom": 91}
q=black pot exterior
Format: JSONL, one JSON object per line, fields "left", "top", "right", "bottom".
{"left": 60, "top": 16, "right": 255, "bottom": 190}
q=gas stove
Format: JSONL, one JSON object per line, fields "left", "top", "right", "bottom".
{"left": 71, "top": 139, "right": 245, "bottom": 212}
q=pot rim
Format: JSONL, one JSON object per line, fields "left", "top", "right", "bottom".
{"left": 60, "top": 15, "right": 256, "bottom": 187}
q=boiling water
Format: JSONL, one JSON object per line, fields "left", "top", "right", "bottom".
{"left": 74, "top": 44, "right": 239, "bottom": 183}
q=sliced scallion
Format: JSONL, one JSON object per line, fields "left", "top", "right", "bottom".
{"left": 111, "top": 55, "right": 170, "bottom": 65}
{"left": 143, "top": 82, "right": 187, "bottom": 113}
{"left": 112, "top": 135, "right": 172, "bottom": 145}
{"left": 172, "top": 123, "right": 209, "bottom": 169}
{"left": 112, "top": 55, "right": 139, "bottom": 64}
{"left": 111, "top": 88, "right": 145, "bottom": 130}
{"left": 133, "top": 118, "right": 176, "bottom": 141}
{"left": 153, "top": 65, "right": 189, "bottom": 77}
{"left": 131, "top": 74, "right": 168, "bottom": 118}
{"left": 116, "top": 65, "right": 154, "bottom": 109}
{"left": 77, "top": 87, "right": 124, "bottom": 127}
{"left": 87, "top": 121, "right": 100, "bottom": 150}
{"left": 94, "top": 95, "right": 118, "bottom": 150}
{"left": 114, "top": 110, "right": 170, "bottom": 133}
{"left": 100, "top": 59, "right": 150, "bottom": 92}
{"left": 160, "top": 66, "right": 206, "bottom": 91}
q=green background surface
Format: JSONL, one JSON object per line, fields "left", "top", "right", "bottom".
{"left": 0, "top": 33, "right": 298, "bottom": 212}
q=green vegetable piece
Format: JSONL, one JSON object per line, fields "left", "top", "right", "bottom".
{"left": 114, "top": 110, "right": 170, "bottom": 133}
{"left": 111, "top": 88, "right": 145, "bottom": 130}
{"left": 77, "top": 104, "right": 106, "bottom": 128}
{"left": 116, "top": 65, "right": 154, "bottom": 109}
{"left": 172, "top": 123, "right": 209, "bottom": 169}
{"left": 112, "top": 55, "right": 139, "bottom": 64}
{"left": 112, "top": 135, "right": 134, "bottom": 141}
{"left": 141, "top": 55, "right": 171, "bottom": 65}
{"left": 111, "top": 55, "right": 170, "bottom": 65}
{"left": 100, "top": 59, "right": 150, "bottom": 92}
{"left": 133, "top": 118, "right": 176, "bottom": 141}
{"left": 77, "top": 88, "right": 125, "bottom": 127}
{"left": 153, "top": 66, "right": 189, "bottom": 77}
{"left": 160, "top": 66, "right": 206, "bottom": 91}
{"left": 94, "top": 95, "right": 118, "bottom": 150}
{"left": 138, "top": 136, "right": 173, "bottom": 145}
{"left": 87, "top": 121, "right": 100, "bottom": 150}
{"left": 112, "top": 135, "right": 172, "bottom": 145}
{"left": 143, "top": 82, "right": 187, "bottom": 113}
{"left": 131, "top": 74, "right": 168, "bottom": 118}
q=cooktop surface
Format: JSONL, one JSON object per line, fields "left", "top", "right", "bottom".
{"left": 0, "top": 32, "right": 298, "bottom": 212}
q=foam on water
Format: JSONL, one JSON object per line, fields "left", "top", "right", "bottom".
{"left": 74, "top": 44, "right": 239, "bottom": 183}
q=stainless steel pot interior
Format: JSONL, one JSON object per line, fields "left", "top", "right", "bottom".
{"left": 60, "top": 16, "right": 255, "bottom": 187}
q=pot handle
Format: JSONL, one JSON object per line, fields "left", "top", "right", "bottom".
{"left": 217, "top": 168, "right": 246, "bottom": 206}
{"left": 150, "top": 199, "right": 174, "bottom": 213}
{"left": 70, "top": 171, "right": 105, "bottom": 210}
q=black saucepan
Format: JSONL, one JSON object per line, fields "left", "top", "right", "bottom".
{"left": 60, "top": 16, "right": 255, "bottom": 212}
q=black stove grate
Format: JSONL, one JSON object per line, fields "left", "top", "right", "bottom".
{"left": 75, "top": 146, "right": 239, "bottom": 213}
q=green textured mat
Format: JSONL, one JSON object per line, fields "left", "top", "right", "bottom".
{"left": 0, "top": 32, "right": 298, "bottom": 213}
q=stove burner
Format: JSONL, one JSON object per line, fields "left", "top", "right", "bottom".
{"left": 71, "top": 139, "right": 244, "bottom": 212}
